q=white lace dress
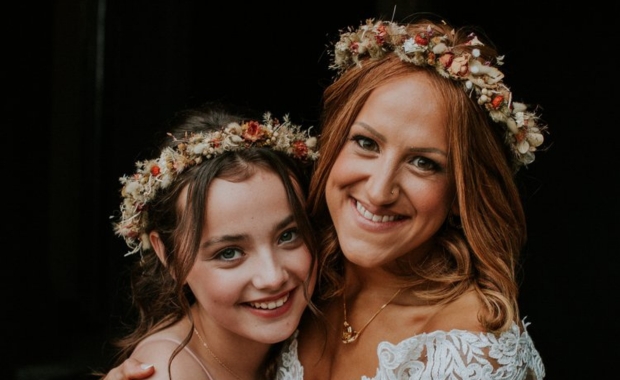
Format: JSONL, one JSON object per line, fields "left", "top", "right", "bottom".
{"left": 277, "top": 319, "right": 545, "bottom": 380}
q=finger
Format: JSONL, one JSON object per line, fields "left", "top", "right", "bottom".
{"left": 104, "top": 358, "right": 155, "bottom": 380}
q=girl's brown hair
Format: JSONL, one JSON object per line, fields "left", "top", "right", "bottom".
{"left": 106, "top": 104, "right": 318, "bottom": 380}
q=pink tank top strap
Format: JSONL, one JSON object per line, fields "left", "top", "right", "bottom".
{"left": 138, "top": 337, "right": 216, "bottom": 380}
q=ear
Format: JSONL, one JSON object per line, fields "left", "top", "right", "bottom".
{"left": 149, "top": 231, "right": 167, "bottom": 265}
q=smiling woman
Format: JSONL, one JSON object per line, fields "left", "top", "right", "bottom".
{"left": 294, "top": 17, "right": 547, "bottom": 379}
{"left": 97, "top": 102, "right": 319, "bottom": 380}
{"left": 324, "top": 73, "right": 455, "bottom": 270}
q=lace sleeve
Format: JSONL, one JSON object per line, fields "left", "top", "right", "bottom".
{"left": 366, "top": 319, "right": 545, "bottom": 380}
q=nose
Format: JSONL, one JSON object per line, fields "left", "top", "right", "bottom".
{"left": 252, "top": 250, "right": 289, "bottom": 290}
{"left": 366, "top": 157, "right": 400, "bottom": 205}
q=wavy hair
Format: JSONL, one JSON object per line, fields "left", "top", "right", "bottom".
{"left": 105, "top": 104, "right": 318, "bottom": 380}
{"left": 308, "top": 20, "right": 525, "bottom": 333}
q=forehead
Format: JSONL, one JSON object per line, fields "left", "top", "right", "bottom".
{"left": 354, "top": 72, "right": 449, "bottom": 143}
{"left": 204, "top": 168, "right": 291, "bottom": 230}
{"left": 175, "top": 162, "right": 288, "bottom": 207}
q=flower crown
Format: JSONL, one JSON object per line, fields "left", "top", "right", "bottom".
{"left": 330, "top": 19, "right": 547, "bottom": 168}
{"left": 114, "top": 113, "right": 319, "bottom": 256}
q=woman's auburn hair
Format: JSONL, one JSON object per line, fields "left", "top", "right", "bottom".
{"left": 308, "top": 22, "right": 525, "bottom": 332}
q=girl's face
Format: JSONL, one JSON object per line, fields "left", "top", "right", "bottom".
{"left": 187, "top": 168, "right": 314, "bottom": 344}
{"left": 325, "top": 71, "right": 456, "bottom": 268}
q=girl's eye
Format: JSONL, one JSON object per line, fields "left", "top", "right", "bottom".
{"left": 351, "top": 135, "right": 379, "bottom": 152}
{"left": 215, "top": 247, "right": 243, "bottom": 261}
{"left": 410, "top": 156, "right": 440, "bottom": 172}
{"left": 279, "top": 228, "right": 300, "bottom": 245}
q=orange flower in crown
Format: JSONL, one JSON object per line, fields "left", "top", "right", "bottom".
{"left": 330, "top": 19, "right": 548, "bottom": 169}
{"left": 113, "top": 113, "right": 319, "bottom": 256}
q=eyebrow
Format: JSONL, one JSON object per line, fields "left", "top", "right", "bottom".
{"left": 353, "top": 121, "right": 386, "bottom": 142}
{"left": 200, "top": 214, "right": 296, "bottom": 249}
{"left": 352, "top": 121, "right": 448, "bottom": 157}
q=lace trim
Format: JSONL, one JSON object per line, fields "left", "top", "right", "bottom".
{"left": 276, "top": 320, "right": 545, "bottom": 380}
{"left": 277, "top": 331, "right": 303, "bottom": 380}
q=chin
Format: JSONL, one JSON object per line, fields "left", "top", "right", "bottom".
{"left": 260, "top": 326, "right": 298, "bottom": 344}
{"left": 341, "top": 248, "right": 389, "bottom": 268}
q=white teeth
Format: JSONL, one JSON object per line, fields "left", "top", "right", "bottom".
{"left": 249, "top": 293, "right": 289, "bottom": 310}
{"left": 356, "top": 201, "right": 396, "bottom": 222}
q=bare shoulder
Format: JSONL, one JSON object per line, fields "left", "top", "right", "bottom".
{"left": 425, "top": 288, "right": 486, "bottom": 333}
{"left": 130, "top": 323, "right": 209, "bottom": 380}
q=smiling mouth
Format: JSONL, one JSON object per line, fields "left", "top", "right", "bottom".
{"left": 356, "top": 201, "right": 401, "bottom": 222}
{"left": 248, "top": 293, "right": 289, "bottom": 310}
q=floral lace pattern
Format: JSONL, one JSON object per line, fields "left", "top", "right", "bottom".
{"left": 277, "top": 331, "right": 304, "bottom": 380}
{"left": 276, "top": 320, "right": 545, "bottom": 380}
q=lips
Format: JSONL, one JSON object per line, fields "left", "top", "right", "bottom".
{"left": 247, "top": 293, "right": 289, "bottom": 310}
{"left": 356, "top": 201, "right": 401, "bottom": 222}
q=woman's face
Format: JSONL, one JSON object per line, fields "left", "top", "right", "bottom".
{"left": 186, "top": 167, "right": 314, "bottom": 344}
{"left": 325, "top": 71, "right": 456, "bottom": 268}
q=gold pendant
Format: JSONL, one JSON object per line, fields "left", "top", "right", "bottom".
{"left": 341, "top": 321, "right": 359, "bottom": 344}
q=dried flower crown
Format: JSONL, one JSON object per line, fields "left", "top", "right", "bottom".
{"left": 330, "top": 19, "right": 547, "bottom": 169}
{"left": 114, "top": 113, "right": 319, "bottom": 256}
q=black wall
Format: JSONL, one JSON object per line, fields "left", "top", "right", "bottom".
{"left": 5, "top": 1, "right": 617, "bottom": 379}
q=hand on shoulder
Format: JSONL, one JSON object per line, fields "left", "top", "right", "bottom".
{"left": 130, "top": 336, "right": 210, "bottom": 380}
{"left": 102, "top": 358, "right": 154, "bottom": 380}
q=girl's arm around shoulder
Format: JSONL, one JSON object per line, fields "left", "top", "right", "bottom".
{"left": 101, "top": 358, "right": 155, "bottom": 380}
{"left": 130, "top": 337, "right": 211, "bottom": 380}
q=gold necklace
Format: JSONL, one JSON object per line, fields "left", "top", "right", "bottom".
{"left": 193, "top": 327, "right": 242, "bottom": 380}
{"left": 341, "top": 288, "right": 402, "bottom": 344}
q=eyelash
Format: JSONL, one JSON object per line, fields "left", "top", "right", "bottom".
{"left": 215, "top": 247, "right": 243, "bottom": 262}
{"left": 278, "top": 227, "right": 305, "bottom": 250}
{"left": 349, "top": 134, "right": 442, "bottom": 173}
{"left": 212, "top": 228, "right": 301, "bottom": 262}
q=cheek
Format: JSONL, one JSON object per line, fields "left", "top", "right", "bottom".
{"left": 290, "top": 247, "right": 313, "bottom": 280}
{"left": 324, "top": 169, "right": 340, "bottom": 214}
{"left": 325, "top": 161, "right": 343, "bottom": 193}
{"left": 186, "top": 265, "right": 233, "bottom": 307}
{"left": 295, "top": 248, "right": 317, "bottom": 299}
{"left": 325, "top": 152, "right": 357, "bottom": 202}
{"left": 407, "top": 180, "right": 454, "bottom": 215}
{"left": 418, "top": 185, "right": 454, "bottom": 219}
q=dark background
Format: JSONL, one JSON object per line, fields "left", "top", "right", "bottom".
{"left": 5, "top": 1, "right": 617, "bottom": 379}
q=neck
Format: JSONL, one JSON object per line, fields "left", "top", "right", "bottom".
{"left": 342, "top": 243, "right": 433, "bottom": 289}
{"left": 344, "top": 262, "right": 403, "bottom": 293}
{"left": 191, "top": 308, "right": 272, "bottom": 380}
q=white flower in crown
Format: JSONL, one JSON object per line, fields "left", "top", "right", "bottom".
{"left": 329, "top": 19, "right": 547, "bottom": 169}
{"left": 113, "top": 113, "right": 319, "bottom": 256}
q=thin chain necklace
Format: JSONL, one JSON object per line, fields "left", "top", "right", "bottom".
{"left": 341, "top": 288, "right": 403, "bottom": 344}
{"left": 193, "top": 327, "right": 242, "bottom": 380}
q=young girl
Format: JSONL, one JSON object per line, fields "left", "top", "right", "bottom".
{"left": 101, "top": 103, "right": 319, "bottom": 380}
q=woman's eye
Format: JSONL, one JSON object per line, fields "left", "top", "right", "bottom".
{"left": 351, "top": 135, "right": 378, "bottom": 152}
{"left": 279, "top": 228, "right": 299, "bottom": 244}
{"left": 410, "top": 156, "right": 440, "bottom": 172}
{"left": 216, "top": 247, "right": 243, "bottom": 261}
